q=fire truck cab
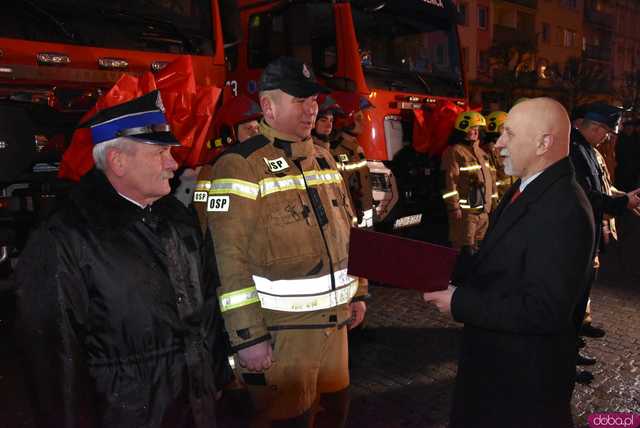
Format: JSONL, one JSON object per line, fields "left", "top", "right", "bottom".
{"left": 227, "top": 0, "right": 466, "bottom": 239}
{"left": 0, "top": 0, "right": 235, "bottom": 283}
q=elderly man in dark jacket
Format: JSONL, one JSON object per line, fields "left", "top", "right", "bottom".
{"left": 569, "top": 103, "right": 640, "bottom": 382}
{"left": 15, "top": 90, "right": 229, "bottom": 428}
{"left": 425, "top": 98, "right": 597, "bottom": 427}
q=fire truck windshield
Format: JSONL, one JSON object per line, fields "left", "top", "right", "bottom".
{"left": 352, "top": 1, "right": 464, "bottom": 98}
{"left": 1, "top": 0, "right": 214, "bottom": 55}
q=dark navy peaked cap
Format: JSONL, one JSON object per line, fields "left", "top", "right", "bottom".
{"left": 80, "top": 90, "right": 180, "bottom": 146}
{"left": 576, "top": 102, "right": 624, "bottom": 134}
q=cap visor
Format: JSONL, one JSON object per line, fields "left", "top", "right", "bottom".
{"left": 128, "top": 132, "right": 181, "bottom": 146}
{"left": 282, "top": 81, "right": 331, "bottom": 98}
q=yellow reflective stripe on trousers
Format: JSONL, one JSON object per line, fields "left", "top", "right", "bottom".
{"left": 209, "top": 179, "right": 259, "bottom": 200}
{"left": 459, "top": 165, "right": 482, "bottom": 172}
{"left": 259, "top": 169, "right": 342, "bottom": 197}
{"left": 219, "top": 286, "right": 260, "bottom": 312}
{"left": 257, "top": 282, "right": 359, "bottom": 312}
{"left": 442, "top": 190, "right": 459, "bottom": 200}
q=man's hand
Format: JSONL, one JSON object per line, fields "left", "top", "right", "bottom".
{"left": 237, "top": 340, "right": 273, "bottom": 372}
{"left": 348, "top": 301, "right": 367, "bottom": 330}
{"left": 423, "top": 285, "right": 456, "bottom": 316}
{"left": 625, "top": 188, "right": 640, "bottom": 210}
{"left": 451, "top": 208, "right": 462, "bottom": 220}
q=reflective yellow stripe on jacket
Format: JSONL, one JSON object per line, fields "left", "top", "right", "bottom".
{"left": 209, "top": 178, "right": 260, "bottom": 200}
{"left": 211, "top": 170, "right": 343, "bottom": 200}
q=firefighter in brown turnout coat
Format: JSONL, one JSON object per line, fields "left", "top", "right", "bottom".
{"left": 205, "top": 57, "right": 368, "bottom": 427}
{"left": 327, "top": 92, "right": 375, "bottom": 228}
{"left": 441, "top": 111, "right": 496, "bottom": 253}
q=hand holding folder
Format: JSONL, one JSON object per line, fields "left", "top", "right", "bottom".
{"left": 347, "top": 228, "right": 459, "bottom": 292}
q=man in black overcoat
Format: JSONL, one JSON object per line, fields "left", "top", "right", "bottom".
{"left": 424, "top": 98, "right": 599, "bottom": 427}
{"left": 15, "top": 91, "right": 230, "bottom": 428}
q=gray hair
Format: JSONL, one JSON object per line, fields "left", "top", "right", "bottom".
{"left": 92, "top": 137, "right": 137, "bottom": 171}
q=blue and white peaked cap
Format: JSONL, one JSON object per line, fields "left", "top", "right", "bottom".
{"left": 80, "top": 90, "right": 180, "bottom": 146}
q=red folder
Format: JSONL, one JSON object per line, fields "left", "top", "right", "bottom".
{"left": 347, "top": 228, "right": 459, "bottom": 292}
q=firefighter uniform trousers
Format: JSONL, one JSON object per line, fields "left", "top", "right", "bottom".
{"left": 205, "top": 121, "right": 368, "bottom": 424}
{"left": 441, "top": 141, "right": 496, "bottom": 249}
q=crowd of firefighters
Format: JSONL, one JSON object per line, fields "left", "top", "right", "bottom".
{"left": 189, "top": 82, "right": 640, "bottom": 398}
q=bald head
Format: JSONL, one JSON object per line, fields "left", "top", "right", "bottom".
{"left": 496, "top": 97, "right": 570, "bottom": 179}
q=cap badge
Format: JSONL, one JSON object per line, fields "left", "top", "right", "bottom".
{"left": 154, "top": 91, "right": 166, "bottom": 112}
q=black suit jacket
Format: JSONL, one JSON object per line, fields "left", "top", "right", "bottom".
{"left": 449, "top": 157, "right": 595, "bottom": 428}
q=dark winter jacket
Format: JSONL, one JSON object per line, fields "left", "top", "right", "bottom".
{"left": 15, "top": 169, "right": 229, "bottom": 428}
{"left": 570, "top": 128, "right": 628, "bottom": 253}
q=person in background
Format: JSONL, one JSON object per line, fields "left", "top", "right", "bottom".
{"left": 615, "top": 119, "right": 640, "bottom": 192}
{"left": 570, "top": 103, "right": 640, "bottom": 384}
{"left": 329, "top": 92, "right": 375, "bottom": 228}
{"left": 441, "top": 111, "right": 496, "bottom": 254}
{"left": 483, "top": 110, "right": 515, "bottom": 202}
{"left": 193, "top": 95, "right": 262, "bottom": 234}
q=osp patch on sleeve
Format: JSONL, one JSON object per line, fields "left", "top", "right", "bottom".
{"left": 207, "top": 195, "right": 230, "bottom": 212}
{"left": 193, "top": 191, "right": 208, "bottom": 203}
{"left": 339, "top": 154, "right": 349, "bottom": 163}
{"left": 264, "top": 157, "right": 289, "bottom": 173}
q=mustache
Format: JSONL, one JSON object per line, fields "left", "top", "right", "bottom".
{"left": 499, "top": 148, "right": 510, "bottom": 157}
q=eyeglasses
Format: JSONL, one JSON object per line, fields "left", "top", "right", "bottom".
{"left": 594, "top": 123, "right": 613, "bottom": 139}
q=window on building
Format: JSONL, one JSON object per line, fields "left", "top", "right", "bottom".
{"left": 563, "top": 29, "right": 577, "bottom": 48}
{"left": 560, "top": 0, "right": 577, "bottom": 9}
{"left": 542, "top": 22, "right": 551, "bottom": 43}
{"left": 478, "top": 6, "right": 488, "bottom": 30}
{"left": 458, "top": 3, "right": 468, "bottom": 26}
{"left": 462, "top": 47, "right": 469, "bottom": 72}
{"left": 478, "top": 50, "right": 489, "bottom": 71}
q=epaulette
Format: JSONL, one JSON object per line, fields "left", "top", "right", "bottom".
{"left": 215, "top": 134, "right": 271, "bottom": 163}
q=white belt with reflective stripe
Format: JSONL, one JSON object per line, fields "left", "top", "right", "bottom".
{"left": 219, "top": 286, "right": 260, "bottom": 312}
{"left": 252, "top": 268, "right": 358, "bottom": 312}
{"left": 257, "top": 282, "right": 359, "bottom": 312}
{"left": 459, "top": 165, "right": 482, "bottom": 172}
{"left": 210, "top": 179, "right": 259, "bottom": 200}
{"left": 357, "top": 208, "right": 374, "bottom": 228}
{"left": 253, "top": 268, "right": 354, "bottom": 295}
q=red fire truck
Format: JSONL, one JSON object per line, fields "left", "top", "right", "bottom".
{"left": 226, "top": 0, "right": 467, "bottom": 238}
{"left": 0, "top": 0, "right": 237, "bottom": 282}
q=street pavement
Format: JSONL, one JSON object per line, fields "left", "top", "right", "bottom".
{"left": 2, "top": 217, "right": 639, "bottom": 427}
